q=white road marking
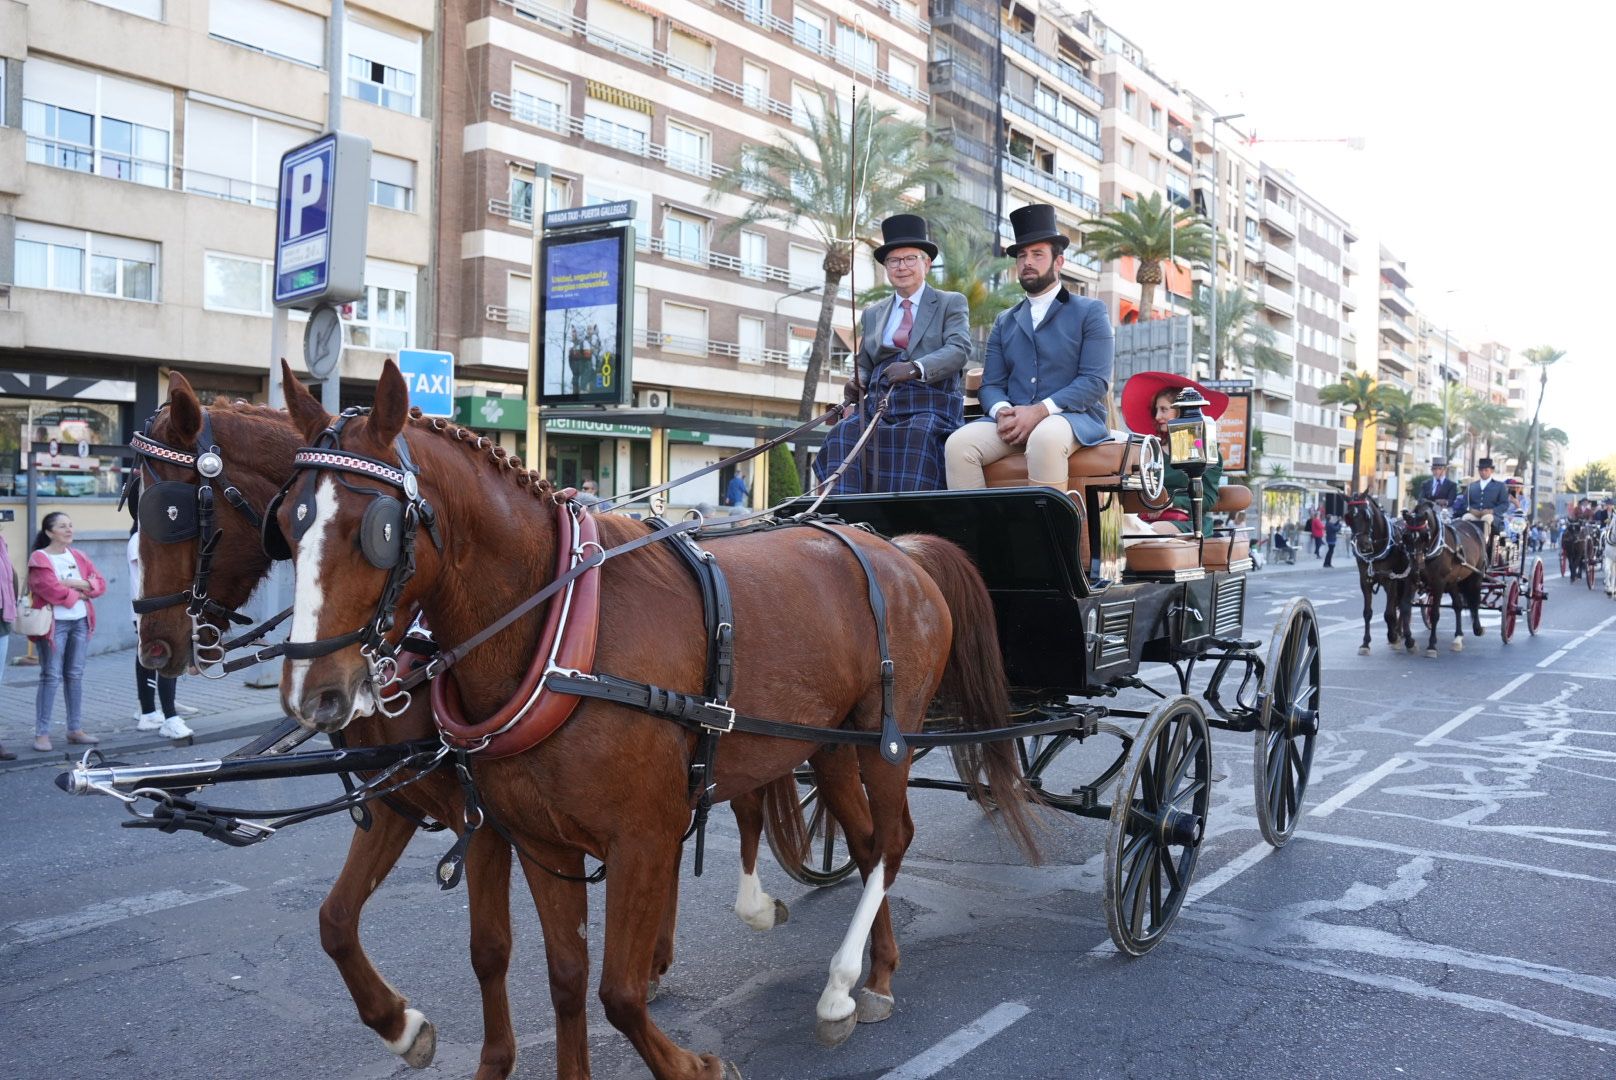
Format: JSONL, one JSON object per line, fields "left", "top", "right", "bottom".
{"left": 1414, "top": 705, "right": 1485, "bottom": 748}
{"left": 879, "top": 1002, "right": 1031, "bottom": 1080}
{"left": 1183, "top": 841, "right": 1275, "bottom": 907}
{"left": 1537, "top": 614, "right": 1616, "bottom": 670}
{"left": 287, "top": 476, "right": 337, "bottom": 710}
{"left": 1488, "top": 673, "right": 1534, "bottom": 700}
{"left": 3, "top": 882, "right": 247, "bottom": 947}
{"left": 1537, "top": 650, "right": 1568, "bottom": 668}
{"left": 1298, "top": 830, "right": 1616, "bottom": 887}
{"left": 1552, "top": 670, "right": 1616, "bottom": 680}
{"left": 1309, "top": 756, "right": 1408, "bottom": 817}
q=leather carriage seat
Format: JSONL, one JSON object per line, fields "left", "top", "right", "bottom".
{"left": 981, "top": 439, "right": 1129, "bottom": 489}
{"left": 1202, "top": 484, "right": 1253, "bottom": 570}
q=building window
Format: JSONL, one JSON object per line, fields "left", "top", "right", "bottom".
{"left": 741, "top": 61, "right": 770, "bottom": 110}
{"left": 1120, "top": 140, "right": 1134, "bottom": 170}
{"left": 664, "top": 121, "right": 709, "bottom": 176}
{"left": 98, "top": 117, "right": 170, "bottom": 186}
{"left": 788, "top": 327, "right": 814, "bottom": 369}
{"left": 791, "top": 82, "right": 825, "bottom": 130}
{"left": 209, "top": 0, "right": 327, "bottom": 69}
{"left": 512, "top": 67, "right": 568, "bottom": 131}
{"left": 1149, "top": 104, "right": 1162, "bottom": 131}
{"left": 793, "top": 6, "right": 828, "bottom": 53}
{"left": 204, "top": 252, "right": 273, "bottom": 315}
{"left": 668, "top": 29, "right": 713, "bottom": 87}
{"left": 740, "top": 231, "right": 768, "bottom": 279}
{"left": 1122, "top": 86, "right": 1137, "bottom": 115}
{"left": 549, "top": 175, "right": 573, "bottom": 211}
{"left": 370, "top": 153, "right": 415, "bottom": 211}
{"left": 663, "top": 210, "right": 706, "bottom": 264}
{"left": 588, "top": 0, "right": 656, "bottom": 58}
{"left": 183, "top": 99, "right": 311, "bottom": 207}
{"left": 841, "top": 25, "right": 876, "bottom": 73}
{"left": 16, "top": 222, "right": 156, "bottom": 301}
{"left": 661, "top": 301, "right": 708, "bottom": 356}
{"left": 22, "top": 101, "right": 94, "bottom": 172}
{"left": 507, "top": 272, "right": 532, "bottom": 331}
{"left": 508, "top": 173, "right": 535, "bottom": 224}
{"left": 738, "top": 315, "right": 766, "bottom": 364}
{"left": 342, "top": 261, "right": 416, "bottom": 351}
{"left": 345, "top": 17, "right": 421, "bottom": 115}
{"left": 583, "top": 97, "right": 650, "bottom": 156}
{"left": 788, "top": 244, "right": 821, "bottom": 289}
{"left": 888, "top": 56, "right": 917, "bottom": 95}
{"left": 22, "top": 60, "right": 173, "bottom": 187}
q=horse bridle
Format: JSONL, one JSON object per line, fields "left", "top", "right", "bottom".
{"left": 126, "top": 409, "right": 265, "bottom": 672}
{"left": 255, "top": 409, "right": 443, "bottom": 717}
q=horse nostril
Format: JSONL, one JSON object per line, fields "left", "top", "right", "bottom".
{"left": 312, "top": 690, "right": 349, "bottom": 731}
{"left": 140, "top": 640, "right": 171, "bottom": 670}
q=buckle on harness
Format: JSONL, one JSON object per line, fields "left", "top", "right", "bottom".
{"left": 700, "top": 702, "right": 736, "bottom": 733}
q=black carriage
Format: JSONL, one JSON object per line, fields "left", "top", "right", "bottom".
{"left": 1418, "top": 514, "right": 1547, "bottom": 642}
{"left": 1559, "top": 518, "right": 1600, "bottom": 589}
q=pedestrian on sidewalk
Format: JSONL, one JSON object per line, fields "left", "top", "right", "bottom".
{"left": 0, "top": 529, "right": 17, "bottom": 760}
{"left": 27, "top": 512, "right": 106, "bottom": 752}
{"left": 1310, "top": 512, "right": 1326, "bottom": 558}
{"left": 128, "top": 522, "right": 192, "bottom": 740}
{"left": 1323, "top": 515, "right": 1341, "bottom": 567}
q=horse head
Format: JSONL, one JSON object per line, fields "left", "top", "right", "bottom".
{"left": 134, "top": 373, "right": 299, "bottom": 677}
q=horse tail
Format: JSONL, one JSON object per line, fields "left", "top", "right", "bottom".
{"left": 895, "top": 533, "right": 1043, "bottom": 864}
{"left": 758, "top": 774, "right": 809, "bottom": 870}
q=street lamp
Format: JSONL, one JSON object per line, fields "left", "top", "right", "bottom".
{"left": 1206, "top": 112, "right": 1245, "bottom": 379}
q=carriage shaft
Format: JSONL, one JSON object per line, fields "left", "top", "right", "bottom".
{"left": 55, "top": 740, "right": 440, "bottom": 797}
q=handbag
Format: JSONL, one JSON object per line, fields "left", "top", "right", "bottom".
{"left": 13, "top": 598, "right": 53, "bottom": 638}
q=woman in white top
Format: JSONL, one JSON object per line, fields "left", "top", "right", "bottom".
{"left": 26, "top": 512, "right": 106, "bottom": 752}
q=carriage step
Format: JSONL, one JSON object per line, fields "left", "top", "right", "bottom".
{"left": 1208, "top": 636, "right": 1261, "bottom": 651}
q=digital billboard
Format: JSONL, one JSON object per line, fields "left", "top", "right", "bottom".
{"left": 537, "top": 225, "right": 634, "bottom": 406}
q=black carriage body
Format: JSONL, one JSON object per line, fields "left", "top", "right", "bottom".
{"left": 789, "top": 489, "right": 1246, "bottom": 696}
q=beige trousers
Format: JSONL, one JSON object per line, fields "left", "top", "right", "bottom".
{"left": 945, "top": 415, "right": 1077, "bottom": 489}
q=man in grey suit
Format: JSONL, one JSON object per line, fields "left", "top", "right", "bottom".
{"left": 813, "top": 214, "right": 973, "bottom": 492}
{"left": 945, "top": 203, "right": 1114, "bottom": 489}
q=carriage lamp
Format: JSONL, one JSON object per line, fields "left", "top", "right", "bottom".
{"left": 1165, "top": 388, "right": 1218, "bottom": 537}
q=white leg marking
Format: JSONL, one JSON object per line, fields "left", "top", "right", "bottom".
{"left": 287, "top": 477, "right": 337, "bottom": 711}
{"left": 817, "top": 858, "right": 887, "bottom": 1023}
{"left": 734, "top": 869, "right": 778, "bottom": 931}
{"left": 384, "top": 1007, "right": 428, "bottom": 1056}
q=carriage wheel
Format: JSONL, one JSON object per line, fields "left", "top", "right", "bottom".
{"left": 1560, "top": 550, "right": 1568, "bottom": 577}
{"left": 1103, "top": 696, "right": 1212, "bottom": 956}
{"left": 1528, "top": 558, "right": 1546, "bottom": 634}
{"left": 1587, "top": 549, "right": 1598, "bottom": 590}
{"left": 1254, "top": 599, "right": 1321, "bottom": 848}
{"left": 766, "top": 767, "right": 856, "bottom": 888}
{"left": 1420, "top": 591, "right": 1440, "bottom": 630}
{"left": 1501, "top": 577, "right": 1520, "bottom": 643}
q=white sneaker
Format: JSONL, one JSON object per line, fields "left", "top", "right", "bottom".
{"left": 159, "top": 716, "right": 194, "bottom": 740}
{"left": 173, "top": 702, "right": 199, "bottom": 716}
{"left": 136, "top": 711, "right": 165, "bottom": 731}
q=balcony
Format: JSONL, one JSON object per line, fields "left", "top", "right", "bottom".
{"left": 1268, "top": 329, "right": 1295, "bottom": 357}
{"left": 0, "top": 126, "right": 23, "bottom": 197}
{"left": 1258, "top": 410, "right": 1294, "bottom": 437}
{"left": 1379, "top": 312, "right": 1415, "bottom": 343}
{"left": 1001, "top": 94, "right": 1102, "bottom": 162}
{"left": 928, "top": 59, "right": 995, "bottom": 103}
{"left": 1343, "top": 248, "right": 1359, "bottom": 275}
{"left": 1262, "top": 200, "right": 1296, "bottom": 238}
{"left": 1001, "top": 32, "right": 1105, "bottom": 107}
{"left": 705, "top": 0, "right": 929, "bottom": 103}
{"left": 1379, "top": 280, "right": 1414, "bottom": 316}
{"left": 1257, "top": 368, "right": 1295, "bottom": 399}
{"left": 1340, "top": 286, "right": 1358, "bottom": 311}
{"left": 1262, "top": 283, "right": 1296, "bottom": 317}
{"left": 1262, "top": 244, "right": 1296, "bottom": 279}
{"left": 929, "top": 0, "right": 998, "bottom": 40}
{"left": 1002, "top": 154, "right": 1099, "bottom": 213}
{"left": 1378, "top": 344, "right": 1416, "bottom": 373}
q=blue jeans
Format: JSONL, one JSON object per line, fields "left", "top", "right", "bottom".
{"left": 36, "top": 616, "right": 89, "bottom": 737}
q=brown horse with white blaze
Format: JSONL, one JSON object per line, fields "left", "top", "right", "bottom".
{"left": 275, "top": 360, "right": 1039, "bottom": 1079}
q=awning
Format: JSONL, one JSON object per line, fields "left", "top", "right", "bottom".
{"left": 541, "top": 406, "right": 827, "bottom": 445}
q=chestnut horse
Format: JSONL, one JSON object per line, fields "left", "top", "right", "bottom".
{"left": 1343, "top": 493, "right": 1417, "bottom": 655}
{"left": 1400, "top": 499, "right": 1485, "bottom": 657}
{"left": 134, "top": 376, "right": 823, "bottom": 1077}
{"left": 274, "top": 360, "right": 1039, "bottom": 1079}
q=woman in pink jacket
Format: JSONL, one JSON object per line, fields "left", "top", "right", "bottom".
{"left": 27, "top": 512, "right": 107, "bottom": 751}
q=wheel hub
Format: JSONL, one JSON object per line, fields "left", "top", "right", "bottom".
{"left": 1156, "top": 807, "right": 1203, "bottom": 847}
{"left": 1288, "top": 706, "right": 1319, "bottom": 738}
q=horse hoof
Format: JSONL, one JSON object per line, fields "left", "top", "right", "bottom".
{"left": 646, "top": 976, "right": 660, "bottom": 1004}
{"left": 773, "top": 898, "right": 790, "bottom": 927}
{"left": 815, "top": 1014, "right": 858, "bottom": 1048}
{"left": 1359, "top": 645, "right": 1372, "bottom": 656}
{"left": 391, "top": 1010, "right": 436, "bottom": 1070}
{"left": 1425, "top": 649, "right": 1438, "bottom": 659}
{"left": 723, "top": 1062, "right": 745, "bottom": 1080}
{"left": 1451, "top": 640, "right": 1464, "bottom": 652}
{"left": 856, "top": 989, "right": 895, "bottom": 1024}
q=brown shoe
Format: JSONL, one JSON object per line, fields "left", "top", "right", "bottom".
{"left": 33, "top": 736, "right": 52, "bottom": 752}
{"left": 0, "top": 745, "right": 16, "bottom": 761}
{"left": 66, "top": 731, "right": 100, "bottom": 745}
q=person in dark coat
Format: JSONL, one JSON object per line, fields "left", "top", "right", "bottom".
{"left": 1323, "top": 515, "right": 1341, "bottom": 567}
{"left": 1421, "top": 457, "right": 1458, "bottom": 507}
{"left": 1464, "top": 457, "right": 1509, "bottom": 557}
{"left": 945, "top": 203, "right": 1113, "bottom": 488}
{"left": 814, "top": 214, "right": 973, "bottom": 493}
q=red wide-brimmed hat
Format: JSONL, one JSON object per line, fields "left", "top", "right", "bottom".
{"left": 1121, "top": 372, "right": 1229, "bottom": 436}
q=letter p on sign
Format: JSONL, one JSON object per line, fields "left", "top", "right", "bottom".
{"left": 287, "top": 160, "right": 325, "bottom": 238}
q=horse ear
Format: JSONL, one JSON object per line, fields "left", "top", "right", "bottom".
{"left": 370, "top": 359, "right": 409, "bottom": 445}
{"left": 282, "top": 358, "right": 329, "bottom": 443}
{"left": 168, "top": 372, "right": 203, "bottom": 444}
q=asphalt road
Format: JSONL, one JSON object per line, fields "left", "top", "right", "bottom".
{"left": 3, "top": 561, "right": 1613, "bottom": 1080}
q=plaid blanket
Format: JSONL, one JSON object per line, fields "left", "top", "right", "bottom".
{"left": 813, "top": 360, "right": 963, "bottom": 493}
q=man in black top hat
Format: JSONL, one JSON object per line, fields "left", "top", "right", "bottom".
{"left": 944, "top": 203, "right": 1113, "bottom": 489}
{"left": 1422, "top": 457, "right": 1458, "bottom": 507}
{"left": 1464, "top": 456, "right": 1509, "bottom": 557}
{"left": 813, "top": 213, "right": 973, "bottom": 493}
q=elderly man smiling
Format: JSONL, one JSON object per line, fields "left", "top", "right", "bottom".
{"left": 812, "top": 214, "right": 973, "bottom": 493}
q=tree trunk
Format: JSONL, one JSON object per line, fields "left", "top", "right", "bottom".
{"left": 1393, "top": 432, "right": 1407, "bottom": 513}
{"left": 1137, "top": 277, "right": 1157, "bottom": 325}
{"left": 1350, "top": 417, "right": 1366, "bottom": 494}
{"left": 792, "top": 269, "right": 849, "bottom": 485}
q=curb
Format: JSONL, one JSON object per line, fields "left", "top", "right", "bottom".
{"left": 0, "top": 713, "right": 291, "bottom": 776}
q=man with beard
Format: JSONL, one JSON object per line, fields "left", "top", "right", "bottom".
{"left": 944, "top": 203, "right": 1114, "bottom": 489}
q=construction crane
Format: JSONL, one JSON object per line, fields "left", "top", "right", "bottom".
{"left": 1244, "top": 134, "right": 1368, "bottom": 150}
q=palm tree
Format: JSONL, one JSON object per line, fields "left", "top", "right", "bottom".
{"left": 1077, "top": 192, "right": 1211, "bottom": 323}
{"left": 1496, "top": 417, "right": 1568, "bottom": 476}
{"left": 1374, "top": 387, "right": 1443, "bottom": 511}
{"left": 1319, "top": 372, "right": 1381, "bottom": 492}
{"left": 1461, "top": 396, "right": 1513, "bottom": 466}
{"left": 1519, "top": 345, "right": 1566, "bottom": 511}
{"left": 1190, "top": 287, "right": 1290, "bottom": 380}
{"left": 711, "top": 90, "right": 956, "bottom": 479}
{"left": 1436, "top": 380, "right": 1468, "bottom": 464}
{"left": 857, "top": 220, "right": 1020, "bottom": 338}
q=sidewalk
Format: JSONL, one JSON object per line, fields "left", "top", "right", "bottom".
{"left": 1, "top": 644, "right": 289, "bottom": 772}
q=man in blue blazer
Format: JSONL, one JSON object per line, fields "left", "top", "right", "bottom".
{"left": 1421, "top": 457, "right": 1458, "bottom": 507}
{"left": 945, "top": 203, "right": 1114, "bottom": 488}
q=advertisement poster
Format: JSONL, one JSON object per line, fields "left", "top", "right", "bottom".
{"left": 540, "top": 232, "right": 628, "bottom": 405}
{"left": 1204, "top": 379, "right": 1252, "bottom": 476}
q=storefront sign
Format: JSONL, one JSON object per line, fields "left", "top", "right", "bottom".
{"left": 1204, "top": 379, "right": 1253, "bottom": 476}
{"left": 545, "top": 416, "right": 707, "bottom": 443}
{"left": 454, "top": 395, "right": 526, "bottom": 432}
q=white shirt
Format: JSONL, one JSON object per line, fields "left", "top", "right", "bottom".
{"left": 989, "top": 282, "right": 1064, "bottom": 419}
{"left": 46, "top": 549, "right": 88, "bottom": 621}
{"left": 880, "top": 283, "right": 929, "bottom": 376}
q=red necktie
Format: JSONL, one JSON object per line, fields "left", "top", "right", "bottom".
{"left": 893, "top": 299, "right": 913, "bottom": 350}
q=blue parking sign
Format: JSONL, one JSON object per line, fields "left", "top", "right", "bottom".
{"left": 274, "top": 131, "right": 370, "bottom": 309}
{"left": 398, "top": 350, "right": 455, "bottom": 416}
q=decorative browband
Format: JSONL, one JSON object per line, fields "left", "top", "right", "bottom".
{"left": 293, "top": 449, "right": 410, "bottom": 490}
{"left": 131, "top": 432, "right": 198, "bottom": 468}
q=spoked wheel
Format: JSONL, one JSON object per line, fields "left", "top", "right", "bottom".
{"left": 1586, "top": 549, "right": 1597, "bottom": 590}
{"left": 1420, "top": 592, "right": 1440, "bottom": 630}
{"left": 1560, "top": 550, "right": 1568, "bottom": 577}
{"left": 1528, "top": 558, "right": 1546, "bottom": 633}
{"left": 1254, "top": 598, "right": 1321, "bottom": 848}
{"left": 766, "top": 767, "right": 856, "bottom": 887}
{"left": 1501, "top": 577, "right": 1520, "bottom": 643}
{"left": 1103, "top": 696, "right": 1212, "bottom": 956}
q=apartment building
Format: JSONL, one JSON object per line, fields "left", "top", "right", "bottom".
{"left": 1, "top": 0, "right": 433, "bottom": 548}
{"left": 438, "top": 0, "right": 931, "bottom": 495}
{"left": 927, "top": 0, "right": 1003, "bottom": 239}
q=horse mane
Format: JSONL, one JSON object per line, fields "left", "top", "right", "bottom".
{"left": 398, "top": 406, "right": 572, "bottom": 507}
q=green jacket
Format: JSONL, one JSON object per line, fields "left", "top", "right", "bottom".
{"left": 1162, "top": 454, "right": 1223, "bottom": 535}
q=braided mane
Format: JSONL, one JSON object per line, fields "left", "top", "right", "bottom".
{"left": 401, "top": 405, "right": 571, "bottom": 505}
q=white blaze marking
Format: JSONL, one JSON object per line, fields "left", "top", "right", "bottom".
{"left": 286, "top": 477, "right": 337, "bottom": 711}
{"left": 817, "top": 857, "right": 887, "bottom": 1023}
{"left": 3, "top": 882, "right": 247, "bottom": 947}
{"left": 733, "top": 869, "right": 778, "bottom": 931}
{"left": 878, "top": 1002, "right": 1031, "bottom": 1080}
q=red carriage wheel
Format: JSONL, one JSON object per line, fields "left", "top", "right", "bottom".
{"left": 1421, "top": 591, "right": 1440, "bottom": 630}
{"left": 1528, "top": 558, "right": 1545, "bottom": 634}
{"left": 1501, "top": 577, "right": 1519, "bottom": 643}
{"left": 1560, "top": 549, "right": 1568, "bottom": 577}
{"left": 1587, "top": 546, "right": 1598, "bottom": 590}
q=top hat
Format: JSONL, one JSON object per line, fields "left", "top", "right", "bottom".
{"left": 1430, "top": 456, "right": 1447, "bottom": 468}
{"left": 1005, "top": 203, "right": 1070, "bottom": 256}
{"left": 1121, "top": 372, "right": 1229, "bottom": 436}
{"left": 872, "top": 214, "right": 937, "bottom": 264}
{"left": 1477, "top": 457, "right": 1496, "bottom": 470}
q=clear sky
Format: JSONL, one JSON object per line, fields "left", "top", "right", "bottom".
{"left": 1097, "top": 0, "right": 1614, "bottom": 471}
